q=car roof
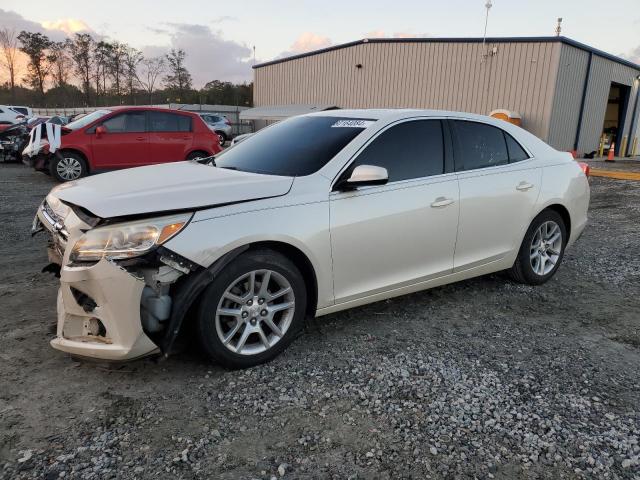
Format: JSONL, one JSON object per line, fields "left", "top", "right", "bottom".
{"left": 107, "top": 106, "right": 197, "bottom": 115}
{"left": 305, "top": 108, "right": 506, "bottom": 123}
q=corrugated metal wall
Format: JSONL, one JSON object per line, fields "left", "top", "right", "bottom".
{"left": 543, "top": 43, "right": 640, "bottom": 154}
{"left": 547, "top": 45, "right": 591, "bottom": 150}
{"left": 255, "top": 41, "right": 560, "bottom": 140}
{"left": 576, "top": 51, "right": 639, "bottom": 153}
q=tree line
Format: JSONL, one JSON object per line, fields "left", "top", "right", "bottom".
{"left": 0, "top": 28, "right": 253, "bottom": 108}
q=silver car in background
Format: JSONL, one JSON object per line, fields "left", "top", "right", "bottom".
{"left": 199, "top": 113, "right": 233, "bottom": 146}
{"left": 34, "top": 109, "right": 589, "bottom": 369}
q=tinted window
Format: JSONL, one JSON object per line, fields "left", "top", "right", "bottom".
{"left": 149, "top": 112, "right": 191, "bottom": 132}
{"left": 215, "top": 116, "right": 370, "bottom": 176}
{"left": 505, "top": 133, "right": 529, "bottom": 162}
{"left": 453, "top": 121, "right": 509, "bottom": 171}
{"left": 350, "top": 120, "right": 444, "bottom": 182}
{"left": 12, "top": 107, "right": 28, "bottom": 115}
{"left": 102, "top": 112, "right": 146, "bottom": 133}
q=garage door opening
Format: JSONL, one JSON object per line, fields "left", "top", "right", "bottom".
{"left": 601, "top": 82, "right": 631, "bottom": 155}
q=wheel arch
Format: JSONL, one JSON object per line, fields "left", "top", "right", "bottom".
{"left": 543, "top": 203, "right": 571, "bottom": 239}
{"left": 52, "top": 148, "right": 90, "bottom": 172}
{"left": 161, "top": 240, "right": 319, "bottom": 356}
{"left": 185, "top": 149, "right": 211, "bottom": 160}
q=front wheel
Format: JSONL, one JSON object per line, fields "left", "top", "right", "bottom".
{"left": 196, "top": 249, "right": 307, "bottom": 369}
{"left": 49, "top": 152, "right": 88, "bottom": 182}
{"left": 216, "top": 132, "right": 227, "bottom": 146}
{"left": 509, "top": 210, "right": 567, "bottom": 285}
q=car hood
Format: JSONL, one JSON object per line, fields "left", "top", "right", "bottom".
{"left": 52, "top": 161, "right": 294, "bottom": 218}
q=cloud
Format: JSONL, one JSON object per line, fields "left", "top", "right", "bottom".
{"left": 0, "top": 9, "right": 93, "bottom": 42}
{"left": 40, "top": 19, "right": 91, "bottom": 36}
{"left": 275, "top": 32, "right": 333, "bottom": 59}
{"left": 141, "top": 23, "right": 254, "bottom": 86}
{"left": 621, "top": 45, "right": 640, "bottom": 64}
{"left": 363, "top": 30, "right": 429, "bottom": 39}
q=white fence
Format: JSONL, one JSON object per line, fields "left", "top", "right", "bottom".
{"left": 32, "top": 104, "right": 254, "bottom": 135}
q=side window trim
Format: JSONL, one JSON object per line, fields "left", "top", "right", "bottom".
{"left": 331, "top": 117, "right": 450, "bottom": 189}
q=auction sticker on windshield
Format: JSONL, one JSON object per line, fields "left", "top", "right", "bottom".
{"left": 331, "top": 119, "right": 375, "bottom": 128}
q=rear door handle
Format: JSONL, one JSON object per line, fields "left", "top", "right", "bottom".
{"left": 431, "top": 197, "right": 454, "bottom": 208}
{"left": 516, "top": 182, "right": 534, "bottom": 191}
{"left": 135, "top": 136, "right": 145, "bottom": 141}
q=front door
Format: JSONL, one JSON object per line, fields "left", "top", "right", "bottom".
{"left": 330, "top": 119, "right": 459, "bottom": 304}
{"left": 91, "top": 111, "right": 149, "bottom": 169}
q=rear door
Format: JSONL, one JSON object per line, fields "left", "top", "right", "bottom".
{"left": 90, "top": 111, "right": 149, "bottom": 168}
{"left": 148, "top": 111, "right": 193, "bottom": 163}
{"left": 451, "top": 120, "right": 541, "bottom": 270}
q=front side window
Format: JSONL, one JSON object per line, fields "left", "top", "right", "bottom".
{"left": 349, "top": 120, "right": 444, "bottom": 182}
{"left": 215, "top": 116, "right": 371, "bottom": 176}
{"left": 453, "top": 120, "right": 509, "bottom": 171}
{"left": 149, "top": 112, "right": 192, "bottom": 132}
{"left": 101, "top": 112, "right": 146, "bottom": 133}
{"left": 67, "top": 109, "right": 111, "bottom": 130}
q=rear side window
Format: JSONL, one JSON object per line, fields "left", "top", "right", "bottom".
{"left": 453, "top": 120, "right": 509, "bottom": 171}
{"left": 149, "top": 112, "right": 192, "bottom": 132}
{"left": 505, "top": 133, "right": 529, "bottom": 162}
{"left": 350, "top": 120, "right": 444, "bottom": 182}
{"left": 102, "top": 112, "right": 146, "bottom": 133}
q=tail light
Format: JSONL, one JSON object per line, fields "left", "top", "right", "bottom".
{"left": 577, "top": 162, "right": 590, "bottom": 177}
{"left": 224, "top": 118, "right": 230, "bottom": 125}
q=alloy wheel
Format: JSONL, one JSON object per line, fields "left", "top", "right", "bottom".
{"left": 529, "top": 220, "right": 562, "bottom": 276}
{"left": 56, "top": 157, "right": 82, "bottom": 180}
{"left": 215, "top": 269, "right": 295, "bottom": 355}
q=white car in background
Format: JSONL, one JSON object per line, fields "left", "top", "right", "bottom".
{"left": 0, "top": 105, "right": 25, "bottom": 123}
{"left": 34, "top": 109, "right": 589, "bottom": 368}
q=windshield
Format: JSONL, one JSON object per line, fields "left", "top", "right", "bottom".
{"left": 65, "top": 110, "right": 111, "bottom": 130}
{"left": 214, "top": 116, "right": 373, "bottom": 176}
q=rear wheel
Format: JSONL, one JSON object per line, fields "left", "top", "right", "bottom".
{"left": 196, "top": 249, "right": 307, "bottom": 369}
{"left": 49, "top": 152, "right": 87, "bottom": 182}
{"left": 509, "top": 210, "right": 567, "bottom": 285}
{"left": 186, "top": 150, "right": 209, "bottom": 161}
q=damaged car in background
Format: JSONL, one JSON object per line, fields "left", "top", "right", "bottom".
{"left": 33, "top": 109, "right": 590, "bottom": 369}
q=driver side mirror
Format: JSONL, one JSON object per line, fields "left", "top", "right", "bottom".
{"left": 335, "top": 165, "right": 389, "bottom": 191}
{"left": 95, "top": 125, "right": 107, "bottom": 137}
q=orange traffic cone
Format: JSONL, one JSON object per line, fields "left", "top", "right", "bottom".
{"left": 606, "top": 143, "right": 615, "bottom": 162}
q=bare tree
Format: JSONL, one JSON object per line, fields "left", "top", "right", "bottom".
{"left": 164, "top": 48, "right": 192, "bottom": 101}
{"left": 0, "top": 28, "right": 20, "bottom": 100}
{"left": 17, "top": 31, "right": 53, "bottom": 98}
{"left": 49, "top": 40, "right": 73, "bottom": 88}
{"left": 123, "top": 46, "right": 142, "bottom": 103}
{"left": 107, "top": 42, "right": 128, "bottom": 101}
{"left": 137, "top": 56, "right": 165, "bottom": 105}
{"left": 69, "top": 33, "right": 94, "bottom": 105}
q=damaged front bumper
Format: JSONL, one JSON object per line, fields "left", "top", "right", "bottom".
{"left": 52, "top": 258, "right": 160, "bottom": 361}
{"left": 35, "top": 199, "right": 194, "bottom": 362}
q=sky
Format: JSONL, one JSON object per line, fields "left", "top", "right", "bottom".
{"left": 1, "top": 0, "right": 639, "bottom": 88}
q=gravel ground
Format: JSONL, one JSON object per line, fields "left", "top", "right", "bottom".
{"left": 1, "top": 163, "right": 639, "bottom": 479}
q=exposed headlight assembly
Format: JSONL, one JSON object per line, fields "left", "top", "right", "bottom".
{"left": 70, "top": 213, "right": 192, "bottom": 262}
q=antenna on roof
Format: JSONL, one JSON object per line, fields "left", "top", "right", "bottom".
{"left": 555, "top": 17, "right": 563, "bottom": 36}
{"left": 481, "top": 0, "right": 493, "bottom": 62}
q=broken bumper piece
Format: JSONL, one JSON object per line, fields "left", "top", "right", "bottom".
{"left": 51, "top": 258, "right": 159, "bottom": 361}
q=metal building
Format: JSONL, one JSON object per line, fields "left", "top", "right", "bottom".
{"left": 253, "top": 37, "right": 640, "bottom": 156}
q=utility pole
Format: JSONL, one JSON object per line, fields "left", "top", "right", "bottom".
{"left": 481, "top": 0, "right": 493, "bottom": 62}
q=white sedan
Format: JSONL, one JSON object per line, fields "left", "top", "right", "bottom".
{"left": 34, "top": 109, "right": 589, "bottom": 368}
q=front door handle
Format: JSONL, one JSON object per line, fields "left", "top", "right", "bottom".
{"left": 135, "top": 136, "right": 145, "bottom": 141}
{"left": 516, "top": 182, "right": 534, "bottom": 191}
{"left": 431, "top": 197, "right": 454, "bottom": 208}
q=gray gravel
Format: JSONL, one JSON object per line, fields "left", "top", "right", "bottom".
{"left": 1, "top": 164, "right": 639, "bottom": 479}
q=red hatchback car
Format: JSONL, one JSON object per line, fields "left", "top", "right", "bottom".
{"left": 31, "top": 107, "right": 222, "bottom": 182}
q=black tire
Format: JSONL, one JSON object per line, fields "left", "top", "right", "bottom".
{"left": 186, "top": 150, "right": 209, "bottom": 161}
{"left": 509, "top": 209, "right": 567, "bottom": 285}
{"left": 215, "top": 131, "right": 227, "bottom": 146}
{"left": 196, "top": 249, "right": 307, "bottom": 369}
{"left": 49, "top": 152, "right": 88, "bottom": 182}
